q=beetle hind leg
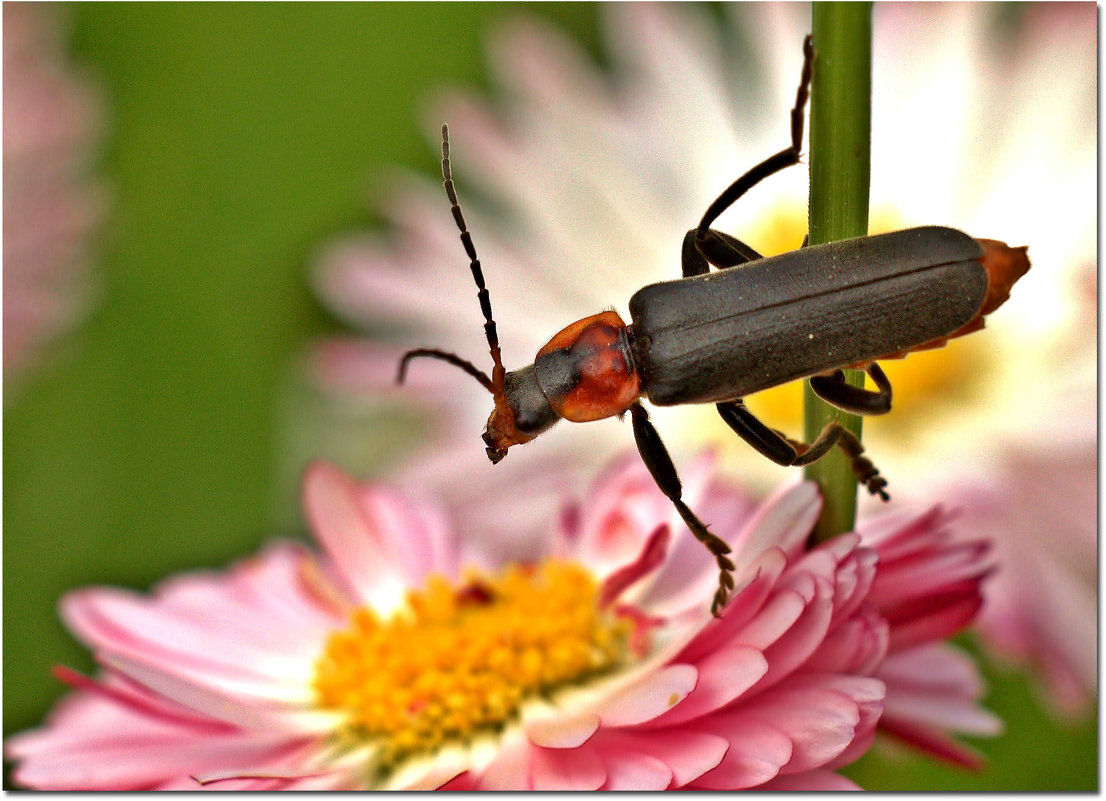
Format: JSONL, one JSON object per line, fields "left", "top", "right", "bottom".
{"left": 716, "top": 400, "right": 890, "bottom": 501}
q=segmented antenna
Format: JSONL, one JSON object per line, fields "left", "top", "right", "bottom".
{"left": 397, "top": 347, "right": 494, "bottom": 392}
{"left": 440, "top": 124, "right": 506, "bottom": 390}
{"left": 396, "top": 125, "right": 506, "bottom": 396}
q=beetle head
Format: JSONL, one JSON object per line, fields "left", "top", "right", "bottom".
{"left": 481, "top": 364, "right": 560, "bottom": 463}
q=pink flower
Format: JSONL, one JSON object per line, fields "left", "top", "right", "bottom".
{"left": 3, "top": 2, "right": 106, "bottom": 387}
{"left": 304, "top": 3, "right": 1094, "bottom": 711}
{"left": 859, "top": 506, "right": 1002, "bottom": 767}
{"left": 6, "top": 458, "right": 995, "bottom": 789}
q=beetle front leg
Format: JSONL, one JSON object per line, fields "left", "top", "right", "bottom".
{"left": 629, "top": 403, "right": 736, "bottom": 615}
{"left": 683, "top": 37, "right": 813, "bottom": 278}
{"left": 691, "top": 36, "right": 813, "bottom": 265}
{"left": 716, "top": 399, "right": 890, "bottom": 501}
{"left": 809, "top": 363, "right": 893, "bottom": 415}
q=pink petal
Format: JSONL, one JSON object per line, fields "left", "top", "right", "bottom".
{"left": 882, "top": 689, "right": 1002, "bottom": 740}
{"left": 60, "top": 589, "right": 316, "bottom": 705}
{"left": 877, "top": 717, "right": 985, "bottom": 771}
{"left": 730, "top": 583, "right": 808, "bottom": 651}
{"left": 530, "top": 742, "right": 606, "bottom": 790}
{"left": 592, "top": 729, "right": 728, "bottom": 788}
{"left": 731, "top": 481, "right": 822, "bottom": 570}
{"left": 436, "top": 771, "right": 478, "bottom": 791}
{"left": 633, "top": 460, "right": 762, "bottom": 616}
{"left": 811, "top": 606, "right": 889, "bottom": 675}
{"left": 352, "top": 483, "right": 460, "bottom": 585}
{"left": 156, "top": 543, "right": 344, "bottom": 648}
{"left": 6, "top": 688, "right": 317, "bottom": 790}
{"left": 474, "top": 732, "right": 533, "bottom": 790}
{"left": 858, "top": 505, "right": 951, "bottom": 556}
{"left": 739, "top": 683, "right": 862, "bottom": 773}
{"left": 525, "top": 712, "right": 599, "bottom": 749}
{"left": 310, "top": 337, "right": 456, "bottom": 401}
{"left": 748, "top": 580, "right": 836, "bottom": 691}
{"left": 191, "top": 760, "right": 337, "bottom": 789}
{"left": 599, "top": 750, "right": 673, "bottom": 790}
{"left": 59, "top": 542, "right": 342, "bottom": 665}
{"left": 646, "top": 644, "right": 768, "bottom": 726}
{"left": 677, "top": 548, "right": 788, "bottom": 664}
{"left": 690, "top": 718, "right": 793, "bottom": 789}
{"left": 383, "top": 747, "right": 470, "bottom": 791}
{"left": 880, "top": 648, "right": 1002, "bottom": 737}
{"left": 48, "top": 667, "right": 227, "bottom": 731}
{"left": 572, "top": 454, "right": 676, "bottom": 573}
{"left": 884, "top": 588, "right": 984, "bottom": 650}
{"left": 598, "top": 523, "right": 670, "bottom": 609}
{"left": 301, "top": 462, "right": 408, "bottom": 611}
{"left": 816, "top": 675, "right": 887, "bottom": 769}
{"left": 878, "top": 642, "right": 982, "bottom": 695}
{"left": 99, "top": 652, "right": 329, "bottom": 733}
{"left": 830, "top": 548, "right": 879, "bottom": 625}
{"left": 872, "top": 541, "right": 992, "bottom": 602}
{"left": 596, "top": 663, "right": 698, "bottom": 726}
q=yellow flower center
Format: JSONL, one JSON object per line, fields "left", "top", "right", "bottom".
{"left": 313, "top": 560, "right": 630, "bottom": 770}
{"left": 697, "top": 204, "right": 990, "bottom": 438}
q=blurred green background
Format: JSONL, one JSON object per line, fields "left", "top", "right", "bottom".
{"left": 4, "top": 3, "right": 1095, "bottom": 790}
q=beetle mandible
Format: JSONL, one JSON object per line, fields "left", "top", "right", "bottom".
{"left": 398, "top": 36, "right": 1031, "bottom": 615}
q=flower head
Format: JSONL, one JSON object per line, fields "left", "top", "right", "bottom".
{"left": 308, "top": 3, "right": 1095, "bottom": 709}
{"left": 3, "top": 2, "right": 106, "bottom": 387}
{"left": 6, "top": 458, "right": 995, "bottom": 790}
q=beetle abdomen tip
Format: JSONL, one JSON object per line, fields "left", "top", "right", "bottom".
{"left": 974, "top": 239, "right": 1031, "bottom": 317}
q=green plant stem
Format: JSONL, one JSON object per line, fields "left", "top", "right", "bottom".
{"left": 804, "top": 3, "right": 872, "bottom": 543}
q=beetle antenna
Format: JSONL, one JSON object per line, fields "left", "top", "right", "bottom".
{"left": 397, "top": 347, "right": 495, "bottom": 393}
{"left": 440, "top": 123, "right": 507, "bottom": 393}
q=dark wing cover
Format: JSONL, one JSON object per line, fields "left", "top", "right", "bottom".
{"left": 628, "top": 227, "right": 987, "bottom": 405}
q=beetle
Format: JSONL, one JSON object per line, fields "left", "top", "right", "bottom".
{"left": 398, "top": 36, "right": 1030, "bottom": 615}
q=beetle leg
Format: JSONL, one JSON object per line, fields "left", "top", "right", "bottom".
{"left": 693, "top": 36, "right": 812, "bottom": 247}
{"left": 825, "top": 426, "right": 890, "bottom": 501}
{"left": 629, "top": 403, "right": 736, "bottom": 615}
{"left": 714, "top": 400, "right": 799, "bottom": 465}
{"left": 681, "top": 230, "right": 711, "bottom": 277}
{"left": 809, "top": 363, "right": 893, "bottom": 415}
{"left": 683, "top": 229, "right": 764, "bottom": 275}
{"left": 716, "top": 400, "right": 890, "bottom": 501}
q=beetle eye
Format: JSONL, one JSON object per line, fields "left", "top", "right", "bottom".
{"left": 513, "top": 408, "right": 547, "bottom": 434}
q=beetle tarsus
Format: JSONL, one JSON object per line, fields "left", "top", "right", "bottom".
{"left": 835, "top": 427, "right": 891, "bottom": 502}
{"left": 673, "top": 499, "right": 735, "bottom": 616}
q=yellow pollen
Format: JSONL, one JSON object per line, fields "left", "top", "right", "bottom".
{"left": 312, "top": 560, "right": 630, "bottom": 768}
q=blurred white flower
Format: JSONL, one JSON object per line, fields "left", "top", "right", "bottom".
{"left": 308, "top": 4, "right": 1095, "bottom": 709}
{"left": 3, "top": 2, "right": 107, "bottom": 389}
